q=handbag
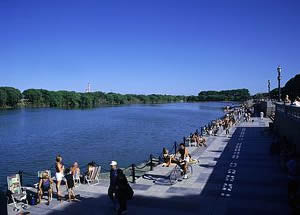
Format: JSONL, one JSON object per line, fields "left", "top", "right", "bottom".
{"left": 126, "top": 183, "right": 134, "bottom": 200}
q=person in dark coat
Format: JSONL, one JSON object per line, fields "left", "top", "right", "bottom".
{"left": 115, "top": 169, "right": 130, "bottom": 215}
{"left": 108, "top": 161, "right": 118, "bottom": 210}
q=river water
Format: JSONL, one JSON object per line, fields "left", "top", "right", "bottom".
{"left": 0, "top": 102, "right": 231, "bottom": 189}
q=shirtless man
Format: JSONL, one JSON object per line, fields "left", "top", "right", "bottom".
{"left": 176, "top": 143, "right": 190, "bottom": 179}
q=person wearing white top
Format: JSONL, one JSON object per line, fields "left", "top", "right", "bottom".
{"left": 260, "top": 112, "right": 264, "bottom": 120}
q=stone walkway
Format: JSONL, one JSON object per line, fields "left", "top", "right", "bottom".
{"left": 8, "top": 118, "right": 290, "bottom": 215}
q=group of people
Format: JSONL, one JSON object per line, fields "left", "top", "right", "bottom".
{"left": 203, "top": 111, "right": 240, "bottom": 137}
{"left": 160, "top": 106, "right": 250, "bottom": 180}
{"left": 35, "top": 105, "right": 250, "bottom": 212}
{"left": 284, "top": 95, "right": 300, "bottom": 106}
{"left": 37, "top": 155, "right": 133, "bottom": 215}
{"left": 162, "top": 143, "right": 192, "bottom": 179}
{"left": 38, "top": 155, "right": 81, "bottom": 205}
{"left": 189, "top": 132, "right": 207, "bottom": 147}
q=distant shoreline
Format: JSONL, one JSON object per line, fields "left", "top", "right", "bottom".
{"left": 0, "top": 87, "right": 249, "bottom": 109}
{"left": 0, "top": 101, "right": 240, "bottom": 111}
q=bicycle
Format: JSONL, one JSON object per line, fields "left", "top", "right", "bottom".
{"left": 169, "top": 161, "right": 193, "bottom": 184}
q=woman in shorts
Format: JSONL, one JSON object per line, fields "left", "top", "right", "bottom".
{"left": 55, "top": 155, "right": 64, "bottom": 201}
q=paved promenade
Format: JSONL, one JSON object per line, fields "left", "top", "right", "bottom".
{"left": 8, "top": 118, "right": 289, "bottom": 215}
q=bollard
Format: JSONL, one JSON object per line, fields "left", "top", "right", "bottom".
{"left": 18, "top": 170, "right": 23, "bottom": 186}
{"left": 131, "top": 164, "right": 136, "bottom": 183}
{"left": 150, "top": 154, "right": 154, "bottom": 171}
{"left": 174, "top": 141, "right": 177, "bottom": 154}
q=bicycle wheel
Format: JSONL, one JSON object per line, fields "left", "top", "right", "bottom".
{"left": 186, "top": 165, "right": 193, "bottom": 178}
{"left": 169, "top": 166, "right": 180, "bottom": 184}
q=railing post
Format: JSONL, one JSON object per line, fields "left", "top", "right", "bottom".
{"left": 18, "top": 170, "right": 23, "bottom": 186}
{"left": 131, "top": 164, "right": 136, "bottom": 183}
{"left": 150, "top": 154, "right": 153, "bottom": 171}
{"left": 174, "top": 141, "right": 177, "bottom": 154}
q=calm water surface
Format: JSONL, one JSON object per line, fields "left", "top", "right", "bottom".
{"left": 0, "top": 102, "right": 230, "bottom": 189}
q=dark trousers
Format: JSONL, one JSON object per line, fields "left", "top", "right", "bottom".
{"left": 108, "top": 186, "right": 116, "bottom": 200}
{"left": 226, "top": 129, "right": 229, "bottom": 135}
{"left": 118, "top": 197, "right": 127, "bottom": 214}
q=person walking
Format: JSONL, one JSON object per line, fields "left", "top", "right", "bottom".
{"left": 225, "top": 120, "right": 230, "bottom": 137}
{"left": 116, "top": 169, "right": 133, "bottom": 215}
{"left": 108, "top": 161, "right": 119, "bottom": 210}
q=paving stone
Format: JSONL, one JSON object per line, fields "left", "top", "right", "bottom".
{"left": 131, "top": 183, "right": 152, "bottom": 191}
{"left": 166, "top": 186, "right": 201, "bottom": 195}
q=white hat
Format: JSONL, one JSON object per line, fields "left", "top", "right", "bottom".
{"left": 110, "top": 161, "right": 117, "bottom": 166}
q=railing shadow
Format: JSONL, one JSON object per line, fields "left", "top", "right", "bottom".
{"left": 25, "top": 124, "right": 290, "bottom": 215}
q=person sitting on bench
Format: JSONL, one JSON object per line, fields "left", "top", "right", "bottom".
{"left": 162, "top": 148, "right": 176, "bottom": 167}
{"left": 198, "top": 135, "right": 207, "bottom": 147}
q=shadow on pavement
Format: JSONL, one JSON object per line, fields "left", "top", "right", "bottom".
{"left": 43, "top": 125, "right": 290, "bottom": 215}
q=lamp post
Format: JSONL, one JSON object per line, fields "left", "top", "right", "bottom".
{"left": 277, "top": 66, "right": 282, "bottom": 102}
{"left": 268, "top": 80, "right": 270, "bottom": 99}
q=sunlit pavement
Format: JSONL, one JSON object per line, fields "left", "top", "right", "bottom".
{"left": 8, "top": 118, "right": 289, "bottom": 215}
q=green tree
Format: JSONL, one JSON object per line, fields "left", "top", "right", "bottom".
{"left": 23, "top": 89, "right": 43, "bottom": 105}
{"left": 0, "top": 87, "right": 22, "bottom": 107}
{"left": 198, "top": 89, "right": 250, "bottom": 101}
{"left": 0, "top": 89, "right": 7, "bottom": 107}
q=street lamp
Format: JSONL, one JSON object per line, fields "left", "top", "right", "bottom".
{"left": 268, "top": 80, "right": 270, "bottom": 99}
{"left": 277, "top": 65, "right": 282, "bottom": 102}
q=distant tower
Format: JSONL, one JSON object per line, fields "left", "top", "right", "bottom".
{"left": 85, "top": 83, "right": 91, "bottom": 93}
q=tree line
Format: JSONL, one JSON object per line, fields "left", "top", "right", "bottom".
{"left": 187, "top": 89, "right": 250, "bottom": 102}
{"left": 22, "top": 89, "right": 188, "bottom": 108}
{"left": 0, "top": 87, "right": 251, "bottom": 109}
{"left": 0, "top": 87, "right": 22, "bottom": 108}
{"left": 0, "top": 87, "right": 187, "bottom": 108}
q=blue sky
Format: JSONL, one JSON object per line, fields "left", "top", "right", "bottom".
{"left": 0, "top": 0, "right": 299, "bottom": 95}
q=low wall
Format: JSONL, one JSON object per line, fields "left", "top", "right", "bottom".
{"left": 274, "top": 103, "right": 300, "bottom": 153}
{"left": 253, "top": 100, "right": 275, "bottom": 117}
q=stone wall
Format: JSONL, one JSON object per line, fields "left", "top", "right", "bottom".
{"left": 253, "top": 101, "right": 275, "bottom": 117}
{"left": 274, "top": 103, "right": 300, "bottom": 153}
